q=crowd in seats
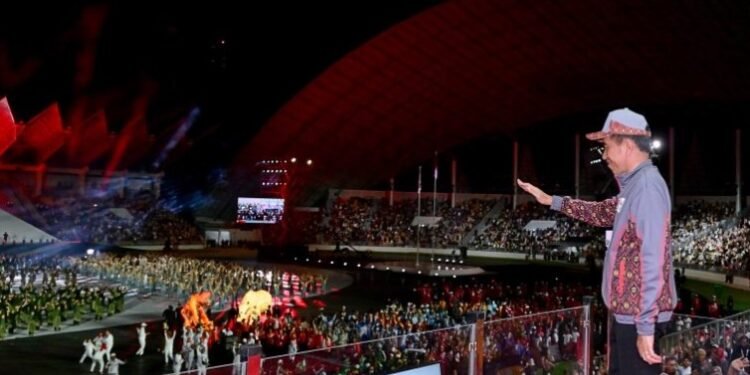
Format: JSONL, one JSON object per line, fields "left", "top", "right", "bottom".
{"left": 672, "top": 201, "right": 744, "bottom": 271}
{"left": 470, "top": 202, "right": 603, "bottom": 259}
{"left": 318, "top": 196, "right": 749, "bottom": 273}
{"left": 432, "top": 199, "right": 494, "bottom": 248}
{"left": 314, "top": 196, "right": 741, "bottom": 269}
{"left": 661, "top": 314, "right": 750, "bottom": 375}
{"left": 0, "top": 255, "right": 126, "bottom": 338}
{"left": 319, "top": 198, "right": 493, "bottom": 248}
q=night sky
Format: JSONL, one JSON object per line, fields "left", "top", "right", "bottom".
{"left": 1, "top": 1, "right": 749, "bottom": 198}
{"left": 0, "top": 2, "right": 440, "bottom": 186}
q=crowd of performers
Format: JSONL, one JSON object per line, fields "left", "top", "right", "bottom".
{"left": 0, "top": 255, "right": 126, "bottom": 338}
{"left": 54, "top": 251, "right": 604, "bottom": 374}
{"left": 72, "top": 254, "right": 329, "bottom": 312}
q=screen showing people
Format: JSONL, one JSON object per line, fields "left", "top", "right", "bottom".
{"left": 236, "top": 197, "right": 284, "bottom": 224}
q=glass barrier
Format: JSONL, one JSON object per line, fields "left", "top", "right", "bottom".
{"left": 481, "top": 306, "right": 590, "bottom": 375}
{"left": 191, "top": 305, "right": 593, "bottom": 375}
{"left": 243, "top": 306, "right": 591, "bottom": 375}
{"left": 163, "top": 362, "right": 244, "bottom": 375}
{"left": 259, "top": 324, "right": 475, "bottom": 375}
{"left": 205, "top": 362, "right": 241, "bottom": 375}
{"left": 666, "top": 313, "right": 719, "bottom": 335}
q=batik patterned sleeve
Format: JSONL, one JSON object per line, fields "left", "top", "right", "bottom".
{"left": 550, "top": 195, "right": 617, "bottom": 228}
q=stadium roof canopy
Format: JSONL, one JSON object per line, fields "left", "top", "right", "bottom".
{"left": 239, "top": 0, "right": 750, "bottom": 188}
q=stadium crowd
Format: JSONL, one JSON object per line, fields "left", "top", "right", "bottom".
{"left": 313, "top": 197, "right": 750, "bottom": 275}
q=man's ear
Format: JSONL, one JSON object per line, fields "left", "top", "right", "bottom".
{"left": 623, "top": 137, "right": 637, "bottom": 154}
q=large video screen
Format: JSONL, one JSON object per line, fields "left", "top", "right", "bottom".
{"left": 237, "top": 197, "right": 285, "bottom": 224}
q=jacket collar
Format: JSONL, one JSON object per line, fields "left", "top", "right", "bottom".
{"left": 616, "top": 159, "right": 652, "bottom": 190}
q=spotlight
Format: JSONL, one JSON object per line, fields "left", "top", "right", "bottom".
{"left": 306, "top": 159, "right": 313, "bottom": 166}
{"left": 86, "top": 248, "right": 95, "bottom": 256}
{"left": 652, "top": 139, "right": 662, "bottom": 150}
{"left": 290, "top": 157, "right": 297, "bottom": 163}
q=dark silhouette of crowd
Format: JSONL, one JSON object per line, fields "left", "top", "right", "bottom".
{"left": 2, "top": 193, "right": 203, "bottom": 245}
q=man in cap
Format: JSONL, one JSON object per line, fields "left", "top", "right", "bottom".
{"left": 518, "top": 108, "right": 676, "bottom": 374}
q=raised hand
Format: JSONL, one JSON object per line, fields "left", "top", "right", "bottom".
{"left": 516, "top": 179, "right": 552, "bottom": 206}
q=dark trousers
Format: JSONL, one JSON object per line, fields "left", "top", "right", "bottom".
{"left": 609, "top": 317, "right": 669, "bottom": 375}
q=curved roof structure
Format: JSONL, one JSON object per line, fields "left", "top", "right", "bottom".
{"left": 240, "top": 0, "right": 750, "bottom": 188}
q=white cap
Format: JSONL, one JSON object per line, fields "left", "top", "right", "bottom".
{"left": 586, "top": 108, "right": 650, "bottom": 140}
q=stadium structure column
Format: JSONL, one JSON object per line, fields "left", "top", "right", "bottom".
{"left": 512, "top": 140, "right": 519, "bottom": 209}
{"left": 451, "top": 157, "right": 456, "bottom": 208}
{"left": 737, "top": 128, "right": 742, "bottom": 214}
{"left": 574, "top": 133, "right": 581, "bottom": 199}
{"left": 389, "top": 177, "right": 394, "bottom": 207}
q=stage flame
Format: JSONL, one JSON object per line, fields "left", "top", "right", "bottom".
{"left": 181, "top": 291, "right": 214, "bottom": 331}
{"left": 238, "top": 290, "right": 273, "bottom": 325}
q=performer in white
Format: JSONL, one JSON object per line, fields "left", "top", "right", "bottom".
{"left": 183, "top": 339, "right": 195, "bottom": 371}
{"left": 232, "top": 342, "right": 242, "bottom": 375}
{"left": 103, "top": 330, "right": 114, "bottom": 362}
{"left": 182, "top": 327, "right": 192, "bottom": 348}
{"left": 79, "top": 339, "right": 95, "bottom": 364}
{"left": 172, "top": 353, "right": 184, "bottom": 374}
{"left": 196, "top": 345, "right": 208, "bottom": 375}
{"left": 199, "top": 333, "right": 210, "bottom": 365}
{"left": 135, "top": 323, "right": 149, "bottom": 356}
{"left": 106, "top": 352, "right": 125, "bottom": 375}
{"left": 163, "top": 329, "right": 176, "bottom": 364}
{"left": 90, "top": 344, "right": 106, "bottom": 374}
{"left": 288, "top": 337, "right": 298, "bottom": 360}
